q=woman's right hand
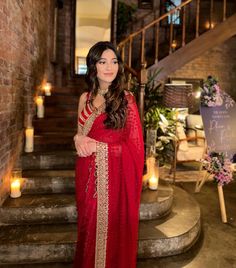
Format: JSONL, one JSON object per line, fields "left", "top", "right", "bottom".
{"left": 74, "top": 134, "right": 97, "bottom": 157}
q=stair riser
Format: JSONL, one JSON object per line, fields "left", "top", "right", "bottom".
{"left": 139, "top": 195, "right": 173, "bottom": 220}
{"left": 0, "top": 198, "right": 172, "bottom": 225}
{"left": 138, "top": 221, "right": 201, "bottom": 258}
{"left": 52, "top": 87, "right": 83, "bottom": 95}
{"left": 34, "top": 126, "right": 77, "bottom": 133}
{"left": 34, "top": 142, "right": 75, "bottom": 152}
{"left": 0, "top": 244, "right": 75, "bottom": 264}
{"left": 0, "top": 222, "right": 200, "bottom": 264}
{"left": 44, "top": 108, "right": 77, "bottom": 118}
{"left": 33, "top": 119, "right": 77, "bottom": 133}
{"left": 44, "top": 96, "right": 78, "bottom": 106}
{"left": 22, "top": 155, "right": 76, "bottom": 170}
{"left": 22, "top": 177, "right": 75, "bottom": 194}
{"left": 0, "top": 206, "right": 77, "bottom": 225}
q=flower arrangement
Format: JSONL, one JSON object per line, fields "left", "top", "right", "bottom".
{"left": 201, "top": 76, "right": 223, "bottom": 107}
{"left": 202, "top": 152, "right": 233, "bottom": 186}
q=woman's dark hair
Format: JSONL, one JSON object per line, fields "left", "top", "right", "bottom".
{"left": 86, "top": 41, "right": 127, "bottom": 129}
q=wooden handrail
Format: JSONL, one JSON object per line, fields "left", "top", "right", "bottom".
{"left": 117, "top": 0, "right": 235, "bottom": 126}
{"left": 124, "top": 63, "right": 138, "bottom": 77}
{"left": 118, "top": 0, "right": 192, "bottom": 48}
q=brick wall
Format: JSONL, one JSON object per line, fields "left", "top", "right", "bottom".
{"left": 55, "top": 0, "right": 75, "bottom": 86}
{"left": 0, "top": 0, "right": 54, "bottom": 205}
{"left": 169, "top": 36, "right": 236, "bottom": 101}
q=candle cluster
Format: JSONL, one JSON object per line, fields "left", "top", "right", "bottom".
{"left": 143, "top": 156, "right": 159, "bottom": 191}
{"left": 44, "top": 82, "right": 52, "bottom": 96}
{"left": 25, "top": 127, "right": 34, "bottom": 153}
{"left": 24, "top": 82, "right": 52, "bottom": 153}
{"left": 10, "top": 179, "right": 21, "bottom": 198}
{"left": 36, "top": 96, "right": 44, "bottom": 118}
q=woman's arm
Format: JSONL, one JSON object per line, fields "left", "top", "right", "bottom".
{"left": 74, "top": 92, "right": 97, "bottom": 157}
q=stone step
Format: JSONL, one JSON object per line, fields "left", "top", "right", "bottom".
{"left": 140, "top": 182, "right": 173, "bottom": 220}
{"left": 0, "top": 223, "right": 76, "bottom": 265}
{"left": 0, "top": 186, "right": 200, "bottom": 265}
{"left": 44, "top": 95, "right": 78, "bottom": 107}
{"left": 0, "top": 194, "right": 77, "bottom": 225}
{"left": 22, "top": 151, "right": 76, "bottom": 170}
{"left": 33, "top": 118, "right": 77, "bottom": 133}
{"left": 138, "top": 186, "right": 201, "bottom": 258}
{"left": 0, "top": 263, "right": 73, "bottom": 268}
{"left": 0, "top": 183, "right": 173, "bottom": 224}
{"left": 52, "top": 86, "right": 80, "bottom": 95}
{"left": 21, "top": 169, "right": 74, "bottom": 193}
{"left": 44, "top": 106, "right": 77, "bottom": 118}
{"left": 22, "top": 169, "right": 75, "bottom": 177}
{"left": 34, "top": 135, "right": 75, "bottom": 152}
{"left": 22, "top": 176, "right": 75, "bottom": 194}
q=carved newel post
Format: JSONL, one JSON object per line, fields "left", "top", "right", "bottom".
{"left": 139, "top": 62, "right": 147, "bottom": 127}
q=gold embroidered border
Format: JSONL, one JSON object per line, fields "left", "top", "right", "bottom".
{"left": 95, "top": 142, "right": 109, "bottom": 268}
{"left": 82, "top": 104, "right": 105, "bottom": 136}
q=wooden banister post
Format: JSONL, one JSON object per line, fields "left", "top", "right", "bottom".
{"left": 139, "top": 62, "right": 147, "bottom": 128}
{"left": 155, "top": 22, "right": 160, "bottom": 64}
{"left": 196, "top": 0, "right": 200, "bottom": 38}
{"left": 223, "top": 0, "right": 226, "bottom": 21}
{"left": 182, "top": 6, "right": 186, "bottom": 47}
{"left": 210, "top": 0, "right": 214, "bottom": 29}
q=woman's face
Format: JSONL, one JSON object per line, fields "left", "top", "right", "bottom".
{"left": 96, "top": 49, "right": 119, "bottom": 88}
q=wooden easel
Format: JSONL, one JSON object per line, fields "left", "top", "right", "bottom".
{"left": 195, "top": 170, "right": 227, "bottom": 223}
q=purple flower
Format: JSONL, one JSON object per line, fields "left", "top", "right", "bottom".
{"left": 202, "top": 152, "right": 233, "bottom": 186}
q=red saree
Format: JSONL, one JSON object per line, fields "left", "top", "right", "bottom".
{"left": 74, "top": 93, "right": 144, "bottom": 268}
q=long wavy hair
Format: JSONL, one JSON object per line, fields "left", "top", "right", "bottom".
{"left": 86, "top": 41, "right": 128, "bottom": 129}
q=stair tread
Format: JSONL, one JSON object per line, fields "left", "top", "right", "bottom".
{"left": 23, "top": 150, "right": 76, "bottom": 156}
{"left": 1, "top": 194, "right": 75, "bottom": 209}
{"left": 0, "top": 187, "right": 200, "bottom": 261}
{"left": 0, "top": 223, "right": 77, "bottom": 245}
{"left": 34, "top": 132, "right": 74, "bottom": 137}
{"left": 22, "top": 170, "right": 75, "bottom": 177}
{"left": 139, "top": 186, "right": 200, "bottom": 240}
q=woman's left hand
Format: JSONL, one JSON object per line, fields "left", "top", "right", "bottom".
{"left": 74, "top": 134, "right": 97, "bottom": 157}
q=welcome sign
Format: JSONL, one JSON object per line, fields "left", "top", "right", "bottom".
{"left": 200, "top": 90, "right": 236, "bottom": 160}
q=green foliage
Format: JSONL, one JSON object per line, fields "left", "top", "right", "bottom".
{"left": 117, "top": 1, "right": 137, "bottom": 42}
{"left": 129, "top": 68, "right": 163, "bottom": 112}
{"left": 130, "top": 68, "right": 176, "bottom": 165}
{"left": 145, "top": 107, "right": 176, "bottom": 165}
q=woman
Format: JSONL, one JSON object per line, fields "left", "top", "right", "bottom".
{"left": 74, "top": 41, "right": 144, "bottom": 268}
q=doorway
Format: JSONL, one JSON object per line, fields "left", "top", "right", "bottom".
{"left": 75, "top": 0, "right": 113, "bottom": 74}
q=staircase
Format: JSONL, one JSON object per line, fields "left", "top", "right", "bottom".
{"left": 0, "top": 74, "right": 201, "bottom": 266}
{"left": 118, "top": 0, "right": 236, "bottom": 81}
{"left": 150, "top": 12, "right": 236, "bottom": 80}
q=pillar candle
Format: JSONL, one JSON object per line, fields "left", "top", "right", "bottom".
{"left": 25, "top": 127, "right": 34, "bottom": 153}
{"left": 149, "top": 176, "right": 158, "bottom": 190}
{"left": 10, "top": 180, "right": 21, "bottom": 198}
{"left": 36, "top": 96, "right": 44, "bottom": 118}
{"left": 44, "top": 82, "right": 52, "bottom": 96}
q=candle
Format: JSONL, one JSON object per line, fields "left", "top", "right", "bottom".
{"left": 44, "top": 82, "right": 52, "bottom": 96}
{"left": 25, "top": 127, "right": 34, "bottom": 152}
{"left": 10, "top": 179, "right": 21, "bottom": 198}
{"left": 36, "top": 96, "right": 44, "bottom": 118}
{"left": 149, "top": 176, "right": 159, "bottom": 190}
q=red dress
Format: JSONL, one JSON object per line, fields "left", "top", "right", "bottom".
{"left": 74, "top": 93, "right": 144, "bottom": 268}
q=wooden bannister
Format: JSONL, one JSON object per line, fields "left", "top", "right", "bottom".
{"left": 117, "top": 0, "right": 235, "bottom": 77}
{"left": 117, "top": 0, "right": 192, "bottom": 73}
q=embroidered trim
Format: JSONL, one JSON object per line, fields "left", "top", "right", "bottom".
{"left": 95, "top": 142, "right": 109, "bottom": 268}
{"left": 82, "top": 104, "right": 105, "bottom": 136}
